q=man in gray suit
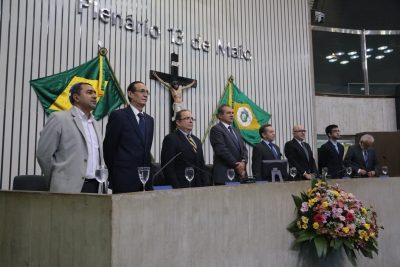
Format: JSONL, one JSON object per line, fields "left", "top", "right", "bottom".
{"left": 252, "top": 124, "right": 281, "bottom": 180}
{"left": 37, "top": 82, "right": 104, "bottom": 193}
{"left": 210, "top": 104, "right": 248, "bottom": 184}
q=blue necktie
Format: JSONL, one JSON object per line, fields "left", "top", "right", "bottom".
{"left": 268, "top": 143, "right": 279, "bottom": 159}
{"left": 334, "top": 143, "right": 339, "bottom": 153}
{"left": 228, "top": 126, "right": 241, "bottom": 151}
{"left": 364, "top": 151, "right": 368, "bottom": 167}
{"left": 138, "top": 113, "right": 146, "bottom": 140}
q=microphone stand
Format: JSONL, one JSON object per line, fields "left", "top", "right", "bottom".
{"left": 152, "top": 151, "right": 182, "bottom": 189}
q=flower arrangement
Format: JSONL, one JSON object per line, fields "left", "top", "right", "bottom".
{"left": 286, "top": 177, "right": 383, "bottom": 266}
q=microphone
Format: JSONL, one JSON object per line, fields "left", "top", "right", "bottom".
{"left": 347, "top": 161, "right": 370, "bottom": 172}
{"left": 336, "top": 168, "right": 347, "bottom": 178}
{"left": 185, "top": 161, "right": 215, "bottom": 183}
{"left": 152, "top": 151, "right": 183, "bottom": 188}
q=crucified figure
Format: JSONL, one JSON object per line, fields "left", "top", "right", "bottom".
{"left": 153, "top": 71, "right": 197, "bottom": 121}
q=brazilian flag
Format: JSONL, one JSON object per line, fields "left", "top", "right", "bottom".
{"left": 218, "top": 77, "right": 271, "bottom": 146}
{"left": 30, "top": 53, "right": 127, "bottom": 120}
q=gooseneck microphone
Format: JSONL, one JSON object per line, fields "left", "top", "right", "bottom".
{"left": 152, "top": 151, "right": 183, "bottom": 188}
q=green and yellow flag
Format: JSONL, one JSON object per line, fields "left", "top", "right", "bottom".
{"left": 218, "top": 77, "right": 272, "bottom": 146}
{"left": 30, "top": 54, "right": 127, "bottom": 120}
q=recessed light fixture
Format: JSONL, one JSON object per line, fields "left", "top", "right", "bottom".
{"left": 329, "top": 59, "right": 338, "bottom": 62}
{"left": 376, "top": 55, "right": 385, "bottom": 59}
{"left": 350, "top": 55, "right": 359, "bottom": 59}
{"left": 361, "top": 88, "right": 365, "bottom": 91}
{"left": 326, "top": 55, "right": 334, "bottom": 59}
{"left": 378, "top": 46, "right": 388, "bottom": 50}
{"left": 366, "top": 55, "right": 371, "bottom": 58}
{"left": 384, "top": 49, "right": 393, "bottom": 53}
{"left": 366, "top": 48, "right": 373, "bottom": 52}
{"left": 340, "top": 61, "right": 349, "bottom": 64}
{"left": 336, "top": 52, "right": 345, "bottom": 56}
{"left": 348, "top": 51, "right": 357, "bottom": 55}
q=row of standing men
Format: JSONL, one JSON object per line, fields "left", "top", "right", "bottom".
{"left": 36, "top": 81, "right": 379, "bottom": 194}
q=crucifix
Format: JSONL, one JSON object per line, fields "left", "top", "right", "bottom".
{"left": 150, "top": 53, "right": 197, "bottom": 132}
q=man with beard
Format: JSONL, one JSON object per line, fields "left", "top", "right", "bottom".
{"left": 318, "top": 124, "right": 345, "bottom": 178}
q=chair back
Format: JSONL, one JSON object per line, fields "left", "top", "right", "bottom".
{"left": 12, "top": 175, "right": 49, "bottom": 191}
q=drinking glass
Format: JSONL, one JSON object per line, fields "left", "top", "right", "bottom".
{"left": 227, "top": 169, "right": 235, "bottom": 181}
{"left": 382, "top": 166, "right": 388, "bottom": 175}
{"left": 185, "top": 167, "right": 194, "bottom": 188}
{"left": 138, "top": 167, "right": 150, "bottom": 191}
{"left": 95, "top": 165, "right": 108, "bottom": 193}
{"left": 346, "top": 167, "right": 352, "bottom": 176}
{"left": 322, "top": 167, "right": 328, "bottom": 176}
{"left": 289, "top": 167, "right": 297, "bottom": 181}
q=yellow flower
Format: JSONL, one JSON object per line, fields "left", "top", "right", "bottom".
{"left": 322, "top": 201, "right": 328, "bottom": 208}
{"left": 301, "top": 216, "right": 309, "bottom": 224}
{"left": 313, "top": 222, "right": 319, "bottom": 229}
{"left": 308, "top": 200, "right": 314, "bottom": 207}
{"left": 297, "top": 221, "right": 301, "bottom": 229}
{"left": 361, "top": 208, "right": 368, "bottom": 215}
{"left": 342, "top": 227, "right": 349, "bottom": 233}
{"left": 334, "top": 191, "right": 340, "bottom": 197}
{"left": 359, "top": 230, "right": 368, "bottom": 240}
{"left": 370, "top": 232, "right": 375, "bottom": 237}
{"left": 364, "top": 224, "right": 370, "bottom": 230}
{"left": 302, "top": 224, "right": 308, "bottom": 229}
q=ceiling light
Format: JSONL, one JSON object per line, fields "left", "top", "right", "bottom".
{"left": 329, "top": 59, "right": 337, "bottom": 62}
{"left": 361, "top": 88, "right": 365, "bottom": 91}
{"left": 366, "top": 55, "right": 371, "bottom": 58}
{"left": 340, "top": 61, "right": 349, "bottom": 64}
{"left": 378, "top": 46, "right": 388, "bottom": 50}
{"left": 326, "top": 55, "right": 334, "bottom": 59}
{"left": 376, "top": 55, "right": 385, "bottom": 59}
{"left": 350, "top": 55, "right": 359, "bottom": 59}
{"left": 348, "top": 51, "right": 357, "bottom": 55}
{"left": 366, "top": 48, "right": 373, "bottom": 52}
{"left": 384, "top": 49, "right": 393, "bottom": 53}
{"left": 336, "top": 52, "right": 345, "bottom": 56}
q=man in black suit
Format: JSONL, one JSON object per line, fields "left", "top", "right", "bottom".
{"left": 343, "top": 134, "right": 379, "bottom": 177}
{"left": 252, "top": 124, "right": 281, "bottom": 180}
{"left": 210, "top": 104, "right": 248, "bottom": 184}
{"left": 318, "top": 124, "right": 345, "bottom": 178}
{"left": 161, "top": 110, "right": 208, "bottom": 188}
{"left": 103, "top": 81, "right": 154, "bottom": 193}
{"left": 284, "top": 124, "right": 318, "bottom": 180}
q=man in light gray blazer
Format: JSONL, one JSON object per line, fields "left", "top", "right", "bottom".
{"left": 37, "top": 82, "right": 104, "bottom": 193}
{"left": 210, "top": 104, "right": 248, "bottom": 184}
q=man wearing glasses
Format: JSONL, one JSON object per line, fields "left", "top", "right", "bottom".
{"left": 103, "top": 81, "right": 154, "bottom": 193}
{"left": 318, "top": 124, "right": 345, "bottom": 178}
{"left": 284, "top": 124, "right": 318, "bottom": 180}
{"left": 160, "top": 110, "right": 209, "bottom": 188}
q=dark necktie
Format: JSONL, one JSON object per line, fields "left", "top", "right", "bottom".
{"left": 138, "top": 113, "right": 145, "bottom": 140}
{"left": 187, "top": 134, "right": 197, "bottom": 153}
{"left": 268, "top": 143, "right": 279, "bottom": 159}
{"left": 301, "top": 142, "right": 310, "bottom": 161}
{"left": 364, "top": 151, "right": 369, "bottom": 167}
{"left": 228, "top": 126, "right": 241, "bottom": 151}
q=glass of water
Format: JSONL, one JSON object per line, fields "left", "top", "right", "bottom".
{"left": 95, "top": 165, "right": 108, "bottom": 193}
{"left": 346, "top": 167, "right": 352, "bottom": 176}
{"left": 227, "top": 169, "right": 235, "bottom": 181}
{"left": 138, "top": 167, "right": 150, "bottom": 191}
{"left": 185, "top": 167, "right": 194, "bottom": 187}
{"left": 290, "top": 167, "right": 297, "bottom": 181}
{"left": 382, "top": 166, "right": 388, "bottom": 175}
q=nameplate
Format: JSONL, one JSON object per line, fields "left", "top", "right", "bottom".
{"left": 153, "top": 186, "right": 173, "bottom": 190}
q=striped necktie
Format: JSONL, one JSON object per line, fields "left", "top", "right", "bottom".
{"left": 187, "top": 134, "right": 197, "bottom": 153}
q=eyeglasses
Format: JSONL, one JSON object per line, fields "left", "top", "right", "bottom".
{"left": 135, "top": 89, "right": 150, "bottom": 95}
{"left": 294, "top": 130, "right": 306, "bottom": 133}
{"left": 179, "top": 117, "right": 196, "bottom": 121}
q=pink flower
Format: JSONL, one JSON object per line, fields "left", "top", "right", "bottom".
{"left": 345, "top": 212, "right": 354, "bottom": 222}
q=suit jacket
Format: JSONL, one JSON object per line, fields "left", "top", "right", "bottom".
{"left": 252, "top": 141, "right": 281, "bottom": 180}
{"left": 284, "top": 138, "right": 318, "bottom": 180}
{"left": 36, "top": 108, "right": 104, "bottom": 193}
{"left": 161, "top": 130, "right": 208, "bottom": 188}
{"left": 103, "top": 107, "right": 154, "bottom": 192}
{"left": 343, "top": 144, "right": 379, "bottom": 176}
{"left": 209, "top": 122, "right": 248, "bottom": 183}
{"left": 318, "top": 141, "right": 345, "bottom": 178}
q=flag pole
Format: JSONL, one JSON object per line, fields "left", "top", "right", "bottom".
{"left": 201, "top": 76, "right": 234, "bottom": 144}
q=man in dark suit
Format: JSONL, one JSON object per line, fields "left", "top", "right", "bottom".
{"left": 284, "top": 124, "right": 318, "bottom": 180}
{"left": 103, "top": 81, "right": 154, "bottom": 193}
{"left": 210, "top": 104, "right": 248, "bottom": 184}
{"left": 252, "top": 124, "right": 281, "bottom": 180}
{"left": 343, "top": 134, "right": 379, "bottom": 177}
{"left": 161, "top": 110, "right": 208, "bottom": 188}
{"left": 318, "top": 124, "right": 345, "bottom": 178}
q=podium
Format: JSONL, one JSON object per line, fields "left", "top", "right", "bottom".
{"left": 1, "top": 178, "right": 399, "bottom": 266}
